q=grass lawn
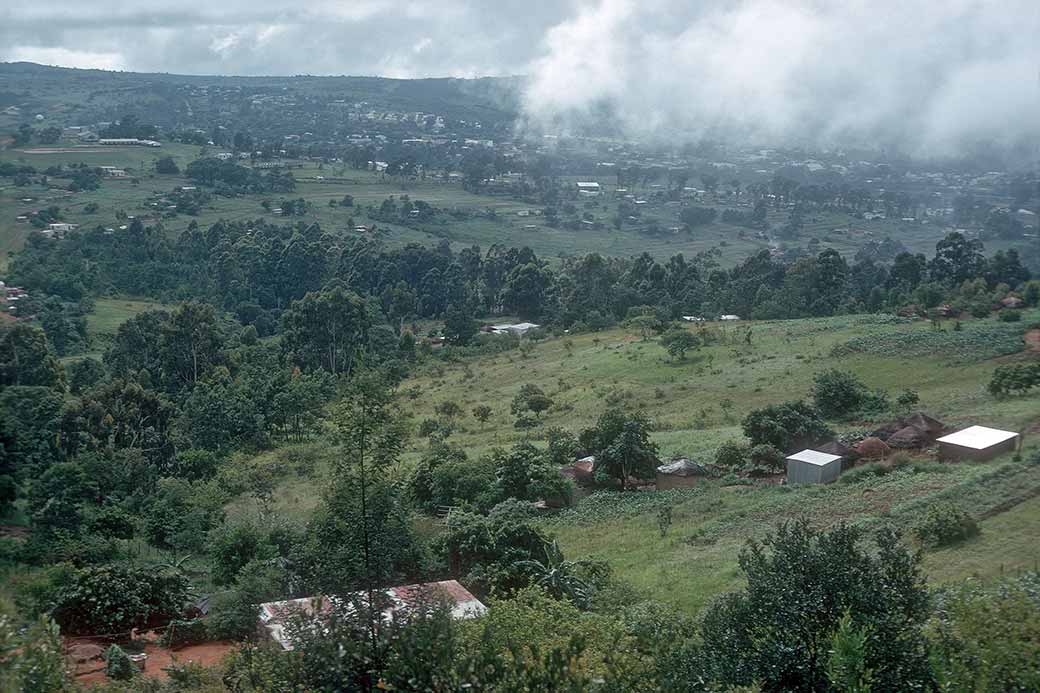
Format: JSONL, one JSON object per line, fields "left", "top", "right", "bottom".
{"left": 922, "top": 493, "right": 1040, "bottom": 583}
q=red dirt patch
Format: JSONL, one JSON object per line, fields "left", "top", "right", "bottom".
{"left": 1025, "top": 329, "right": 1040, "bottom": 353}
{"left": 69, "top": 634, "right": 237, "bottom": 686}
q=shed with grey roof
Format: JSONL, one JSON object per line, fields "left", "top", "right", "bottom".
{"left": 785, "top": 449, "right": 843, "bottom": 485}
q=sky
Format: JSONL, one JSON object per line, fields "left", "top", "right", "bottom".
{"left": 2, "top": 0, "right": 1038, "bottom": 154}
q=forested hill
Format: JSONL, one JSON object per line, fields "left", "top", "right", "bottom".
{"left": 0, "top": 62, "right": 522, "bottom": 137}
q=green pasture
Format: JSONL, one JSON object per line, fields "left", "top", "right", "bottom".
{"left": 399, "top": 311, "right": 1040, "bottom": 462}
{"left": 547, "top": 456, "right": 1040, "bottom": 616}
{"left": 384, "top": 310, "right": 1040, "bottom": 615}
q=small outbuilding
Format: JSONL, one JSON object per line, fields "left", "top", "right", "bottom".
{"left": 936, "top": 426, "right": 1019, "bottom": 461}
{"left": 786, "top": 449, "right": 843, "bottom": 485}
{"left": 655, "top": 458, "right": 710, "bottom": 490}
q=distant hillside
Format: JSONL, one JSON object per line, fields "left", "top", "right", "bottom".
{"left": 0, "top": 62, "right": 522, "bottom": 137}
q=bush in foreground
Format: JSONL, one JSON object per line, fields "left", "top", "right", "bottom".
{"left": 912, "top": 502, "right": 979, "bottom": 548}
{"left": 680, "top": 520, "right": 932, "bottom": 691}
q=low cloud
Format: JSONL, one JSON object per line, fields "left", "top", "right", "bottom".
{"left": 522, "top": 0, "right": 1040, "bottom": 156}
{"left": 2, "top": 0, "right": 1036, "bottom": 156}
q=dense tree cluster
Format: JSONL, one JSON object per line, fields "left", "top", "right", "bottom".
{"left": 11, "top": 216, "right": 1033, "bottom": 340}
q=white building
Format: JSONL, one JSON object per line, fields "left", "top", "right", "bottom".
{"left": 936, "top": 426, "right": 1019, "bottom": 461}
{"left": 490, "top": 322, "right": 540, "bottom": 336}
{"left": 576, "top": 181, "right": 601, "bottom": 196}
{"left": 259, "top": 580, "right": 486, "bottom": 651}
{"left": 786, "top": 449, "right": 843, "bottom": 484}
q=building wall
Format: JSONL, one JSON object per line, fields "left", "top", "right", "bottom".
{"left": 938, "top": 436, "right": 1018, "bottom": 462}
{"left": 786, "top": 459, "right": 841, "bottom": 484}
{"left": 655, "top": 473, "right": 702, "bottom": 491}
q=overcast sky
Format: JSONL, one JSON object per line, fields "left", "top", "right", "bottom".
{"left": 2, "top": 0, "right": 1037, "bottom": 154}
{"left": 0, "top": 1, "right": 568, "bottom": 78}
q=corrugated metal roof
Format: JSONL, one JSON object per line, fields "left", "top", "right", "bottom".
{"left": 786, "top": 449, "right": 843, "bottom": 466}
{"left": 936, "top": 425, "right": 1018, "bottom": 450}
{"left": 258, "top": 580, "right": 486, "bottom": 650}
{"left": 656, "top": 458, "right": 709, "bottom": 477}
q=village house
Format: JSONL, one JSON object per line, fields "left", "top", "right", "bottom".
{"left": 936, "top": 426, "right": 1019, "bottom": 461}
{"left": 655, "top": 459, "right": 710, "bottom": 490}
{"left": 258, "top": 580, "right": 486, "bottom": 651}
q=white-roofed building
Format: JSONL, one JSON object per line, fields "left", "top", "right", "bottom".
{"left": 936, "top": 425, "right": 1019, "bottom": 461}
{"left": 576, "top": 181, "right": 601, "bottom": 196}
{"left": 786, "top": 449, "right": 843, "bottom": 484}
{"left": 490, "top": 322, "right": 540, "bottom": 336}
{"left": 258, "top": 580, "right": 486, "bottom": 651}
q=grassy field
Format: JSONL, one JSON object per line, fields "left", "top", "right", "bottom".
{"left": 542, "top": 457, "right": 1040, "bottom": 615}
{"left": 399, "top": 311, "right": 1040, "bottom": 463}
{"left": 86, "top": 297, "right": 165, "bottom": 338}
{"left": 51, "top": 284, "right": 1040, "bottom": 619}
{"left": 1, "top": 144, "right": 1007, "bottom": 275}
{"left": 58, "top": 297, "right": 166, "bottom": 363}
{"left": 384, "top": 310, "right": 1040, "bottom": 614}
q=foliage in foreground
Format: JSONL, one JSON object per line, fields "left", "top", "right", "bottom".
{"left": 677, "top": 520, "right": 933, "bottom": 691}
{"left": 928, "top": 573, "right": 1040, "bottom": 692}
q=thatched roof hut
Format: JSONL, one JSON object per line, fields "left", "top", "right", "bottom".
{"left": 855, "top": 436, "right": 891, "bottom": 458}
{"left": 869, "top": 422, "right": 903, "bottom": 441}
{"left": 900, "top": 412, "right": 946, "bottom": 440}
{"left": 817, "top": 440, "right": 853, "bottom": 458}
{"left": 887, "top": 425, "right": 928, "bottom": 449}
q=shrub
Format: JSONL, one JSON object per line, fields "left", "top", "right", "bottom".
{"left": 545, "top": 426, "right": 579, "bottom": 466}
{"left": 896, "top": 389, "right": 920, "bottom": 410}
{"left": 988, "top": 362, "right": 1040, "bottom": 397}
{"left": 162, "top": 619, "right": 209, "bottom": 648}
{"left": 838, "top": 463, "right": 892, "bottom": 484}
{"left": 418, "top": 418, "right": 453, "bottom": 439}
{"left": 105, "top": 644, "right": 136, "bottom": 680}
{"left": 742, "top": 400, "right": 832, "bottom": 451}
{"left": 748, "top": 444, "right": 784, "bottom": 473}
{"left": 928, "top": 573, "right": 1040, "bottom": 691}
{"left": 686, "top": 521, "right": 932, "bottom": 691}
{"left": 436, "top": 512, "right": 548, "bottom": 594}
{"left": 913, "top": 503, "right": 979, "bottom": 548}
{"left": 714, "top": 441, "right": 749, "bottom": 469}
{"left": 50, "top": 565, "right": 190, "bottom": 634}
{"left": 997, "top": 309, "right": 1022, "bottom": 322}
{"left": 812, "top": 369, "right": 888, "bottom": 419}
